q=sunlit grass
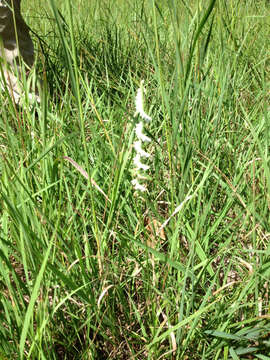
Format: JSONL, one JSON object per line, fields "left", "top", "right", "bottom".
{"left": 1, "top": 0, "right": 270, "bottom": 358}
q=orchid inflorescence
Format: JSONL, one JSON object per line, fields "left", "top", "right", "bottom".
{"left": 131, "top": 81, "right": 152, "bottom": 192}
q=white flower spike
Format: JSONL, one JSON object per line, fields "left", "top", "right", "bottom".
{"left": 135, "top": 122, "right": 151, "bottom": 143}
{"left": 132, "top": 80, "right": 152, "bottom": 193}
{"left": 134, "top": 140, "right": 150, "bottom": 158}
{"left": 134, "top": 81, "right": 152, "bottom": 123}
{"left": 133, "top": 154, "right": 150, "bottom": 171}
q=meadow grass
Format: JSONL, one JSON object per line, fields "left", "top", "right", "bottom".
{"left": 0, "top": 0, "right": 270, "bottom": 358}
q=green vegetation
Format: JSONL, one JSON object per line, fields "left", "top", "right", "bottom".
{"left": 1, "top": 0, "right": 270, "bottom": 358}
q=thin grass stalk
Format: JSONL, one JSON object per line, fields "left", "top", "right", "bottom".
{"left": 151, "top": 0, "right": 174, "bottom": 208}
{"left": 184, "top": 0, "right": 217, "bottom": 85}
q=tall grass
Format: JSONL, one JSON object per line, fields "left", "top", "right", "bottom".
{"left": 0, "top": 0, "right": 270, "bottom": 358}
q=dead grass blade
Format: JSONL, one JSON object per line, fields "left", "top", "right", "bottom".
{"left": 63, "top": 156, "right": 111, "bottom": 203}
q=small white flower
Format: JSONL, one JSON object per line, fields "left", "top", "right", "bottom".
{"left": 131, "top": 179, "right": 147, "bottom": 192}
{"left": 134, "top": 140, "right": 150, "bottom": 158}
{"left": 135, "top": 122, "right": 151, "bottom": 143}
{"left": 137, "top": 173, "right": 148, "bottom": 180}
{"left": 134, "top": 81, "right": 152, "bottom": 123}
{"left": 133, "top": 154, "right": 150, "bottom": 171}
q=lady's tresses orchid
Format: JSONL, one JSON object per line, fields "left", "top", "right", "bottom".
{"left": 132, "top": 81, "right": 152, "bottom": 192}
{"left": 134, "top": 83, "right": 152, "bottom": 123}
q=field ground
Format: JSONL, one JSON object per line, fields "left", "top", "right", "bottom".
{"left": 0, "top": 0, "right": 270, "bottom": 358}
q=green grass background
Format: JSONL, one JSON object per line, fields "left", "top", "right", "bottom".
{"left": 0, "top": 0, "right": 270, "bottom": 358}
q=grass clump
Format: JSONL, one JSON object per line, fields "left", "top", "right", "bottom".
{"left": 0, "top": 0, "right": 270, "bottom": 358}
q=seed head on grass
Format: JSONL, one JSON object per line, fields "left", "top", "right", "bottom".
{"left": 132, "top": 81, "right": 152, "bottom": 193}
